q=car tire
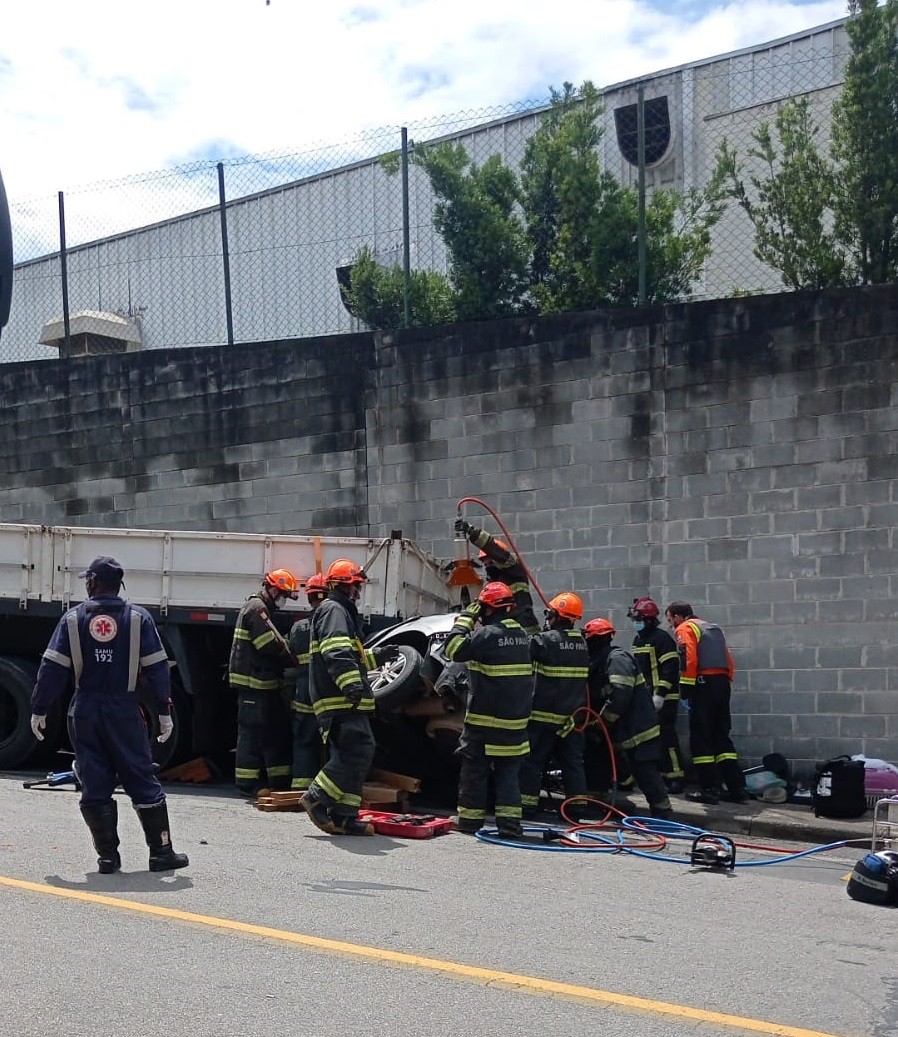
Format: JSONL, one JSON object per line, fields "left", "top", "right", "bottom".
{"left": 369, "top": 645, "right": 424, "bottom": 711}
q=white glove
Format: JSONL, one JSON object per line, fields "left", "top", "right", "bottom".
{"left": 31, "top": 714, "right": 47, "bottom": 741}
{"left": 157, "top": 715, "right": 174, "bottom": 743}
{"left": 652, "top": 694, "right": 664, "bottom": 711}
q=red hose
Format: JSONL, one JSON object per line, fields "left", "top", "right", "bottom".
{"left": 455, "top": 494, "right": 618, "bottom": 789}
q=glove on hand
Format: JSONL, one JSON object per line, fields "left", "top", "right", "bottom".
{"left": 31, "top": 714, "right": 47, "bottom": 741}
{"left": 652, "top": 694, "right": 665, "bottom": 711}
{"left": 454, "top": 518, "right": 473, "bottom": 535}
{"left": 373, "top": 645, "right": 399, "bottom": 666}
{"left": 462, "top": 601, "right": 482, "bottom": 619}
{"left": 157, "top": 715, "right": 174, "bottom": 743}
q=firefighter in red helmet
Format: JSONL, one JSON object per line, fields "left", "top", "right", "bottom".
{"left": 229, "top": 568, "right": 300, "bottom": 799}
{"left": 582, "top": 617, "right": 673, "bottom": 819}
{"left": 445, "top": 581, "right": 533, "bottom": 837}
{"left": 521, "top": 592, "right": 590, "bottom": 821}
{"left": 286, "top": 574, "right": 328, "bottom": 794}
{"left": 455, "top": 519, "right": 539, "bottom": 633}
{"left": 628, "top": 596, "right": 685, "bottom": 794}
{"left": 301, "top": 559, "right": 397, "bottom": 835}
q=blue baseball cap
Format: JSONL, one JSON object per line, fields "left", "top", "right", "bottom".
{"left": 77, "top": 555, "right": 125, "bottom": 584}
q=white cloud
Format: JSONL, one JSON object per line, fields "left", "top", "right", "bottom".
{"left": 1, "top": 0, "right": 846, "bottom": 204}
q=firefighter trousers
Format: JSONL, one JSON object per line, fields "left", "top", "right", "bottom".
{"left": 688, "top": 675, "right": 745, "bottom": 794}
{"left": 456, "top": 731, "right": 525, "bottom": 832}
{"left": 291, "top": 701, "right": 322, "bottom": 791}
{"left": 308, "top": 711, "right": 375, "bottom": 821}
{"left": 658, "top": 700, "right": 685, "bottom": 781}
{"left": 520, "top": 723, "right": 586, "bottom": 815}
{"left": 235, "top": 688, "right": 293, "bottom": 792}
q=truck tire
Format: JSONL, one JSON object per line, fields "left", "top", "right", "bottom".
{"left": 0, "top": 656, "right": 40, "bottom": 768}
{"left": 369, "top": 645, "right": 424, "bottom": 711}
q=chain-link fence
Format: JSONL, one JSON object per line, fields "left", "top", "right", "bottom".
{"left": 1, "top": 19, "right": 855, "bottom": 364}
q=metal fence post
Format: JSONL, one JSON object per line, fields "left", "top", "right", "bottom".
{"left": 57, "top": 191, "right": 71, "bottom": 355}
{"left": 217, "top": 162, "right": 235, "bottom": 346}
{"left": 401, "top": 127, "right": 412, "bottom": 327}
{"left": 637, "top": 84, "right": 647, "bottom": 307}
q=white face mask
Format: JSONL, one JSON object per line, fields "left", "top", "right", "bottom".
{"left": 633, "top": 620, "right": 645, "bottom": 632}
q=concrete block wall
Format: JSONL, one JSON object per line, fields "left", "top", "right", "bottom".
{"left": 1, "top": 284, "right": 896, "bottom": 774}
{"left": 0, "top": 333, "right": 374, "bottom": 535}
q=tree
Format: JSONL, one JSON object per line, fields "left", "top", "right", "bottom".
{"left": 831, "top": 0, "right": 898, "bottom": 283}
{"left": 342, "top": 245, "right": 455, "bottom": 330}
{"left": 713, "top": 97, "right": 848, "bottom": 290}
{"left": 411, "top": 143, "right": 530, "bottom": 320}
{"left": 521, "top": 81, "right": 722, "bottom": 310}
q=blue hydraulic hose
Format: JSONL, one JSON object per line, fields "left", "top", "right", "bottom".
{"left": 475, "top": 818, "right": 851, "bottom": 865}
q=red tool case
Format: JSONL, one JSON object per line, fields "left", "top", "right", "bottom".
{"left": 359, "top": 810, "right": 453, "bottom": 838}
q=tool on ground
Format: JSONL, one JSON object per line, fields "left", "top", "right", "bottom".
{"left": 23, "top": 768, "right": 81, "bottom": 790}
{"left": 689, "top": 833, "right": 736, "bottom": 870}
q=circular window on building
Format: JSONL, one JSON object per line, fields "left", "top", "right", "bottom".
{"left": 614, "top": 96, "right": 672, "bottom": 167}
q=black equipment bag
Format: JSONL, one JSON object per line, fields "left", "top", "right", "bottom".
{"left": 812, "top": 755, "right": 866, "bottom": 819}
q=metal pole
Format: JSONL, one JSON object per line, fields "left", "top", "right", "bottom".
{"left": 58, "top": 191, "right": 71, "bottom": 355}
{"left": 401, "top": 127, "right": 412, "bottom": 327}
{"left": 217, "top": 162, "right": 235, "bottom": 346}
{"left": 637, "top": 85, "right": 647, "bottom": 307}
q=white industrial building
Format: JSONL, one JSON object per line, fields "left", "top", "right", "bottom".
{"left": 3, "top": 17, "right": 848, "bottom": 364}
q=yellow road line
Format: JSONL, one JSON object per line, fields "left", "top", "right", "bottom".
{"left": 0, "top": 873, "right": 844, "bottom": 1037}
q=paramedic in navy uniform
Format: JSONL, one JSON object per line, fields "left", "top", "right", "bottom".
{"left": 30, "top": 555, "right": 189, "bottom": 874}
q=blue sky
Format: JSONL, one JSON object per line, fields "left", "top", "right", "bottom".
{"left": 0, "top": 0, "right": 846, "bottom": 203}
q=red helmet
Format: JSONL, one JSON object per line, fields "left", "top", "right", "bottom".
{"left": 305, "top": 573, "right": 327, "bottom": 600}
{"left": 547, "top": 592, "right": 583, "bottom": 621}
{"left": 478, "top": 581, "right": 515, "bottom": 610}
{"left": 628, "top": 596, "right": 659, "bottom": 620}
{"left": 326, "top": 558, "right": 367, "bottom": 586}
{"left": 583, "top": 617, "right": 616, "bottom": 639}
{"left": 264, "top": 568, "right": 299, "bottom": 599}
{"left": 478, "top": 538, "right": 509, "bottom": 561}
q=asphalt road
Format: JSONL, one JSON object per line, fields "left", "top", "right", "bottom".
{"left": 2, "top": 773, "right": 896, "bottom": 1037}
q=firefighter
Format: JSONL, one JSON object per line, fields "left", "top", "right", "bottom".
{"left": 286, "top": 573, "right": 328, "bottom": 793}
{"left": 29, "top": 556, "right": 188, "bottom": 874}
{"left": 665, "top": 601, "right": 747, "bottom": 805}
{"left": 582, "top": 617, "right": 673, "bottom": 820}
{"left": 229, "top": 568, "right": 299, "bottom": 798}
{"left": 455, "top": 519, "right": 540, "bottom": 633}
{"left": 628, "top": 596, "right": 685, "bottom": 794}
{"left": 301, "top": 558, "right": 397, "bottom": 835}
{"left": 520, "top": 592, "right": 590, "bottom": 821}
{"left": 445, "top": 581, "right": 533, "bottom": 838}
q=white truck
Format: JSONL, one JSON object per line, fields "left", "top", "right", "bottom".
{"left": 0, "top": 522, "right": 454, "bottom": 774}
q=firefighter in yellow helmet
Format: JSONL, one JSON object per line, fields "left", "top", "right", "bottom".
{"left": 445, "top": 581, "right": 533, "bottom": 838}
{"left": 301, "top": 559, "right": 397, "bottom": 836}
{"left": 229, "top": 568, "right": 300, "bottom": 798}
{"left": 520, "top": 592, "right": 590, "bottom": 821}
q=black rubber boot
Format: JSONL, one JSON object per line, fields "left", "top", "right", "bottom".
{"left": 80, "top": 801, "right": 121, "bottom": 874}
{"left": 136, "top": 800, "right": 189, "bottom": 871}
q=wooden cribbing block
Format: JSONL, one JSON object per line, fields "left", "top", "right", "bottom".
{"left": 367, "top": 768, "right": 421, "bottom": 793}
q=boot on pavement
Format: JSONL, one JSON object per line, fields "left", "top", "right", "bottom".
{"left": 81, "top": 801, "right": 121, "bottom": 874}
{"left": 136, "top": 800, "right": 189, "bottom": 871}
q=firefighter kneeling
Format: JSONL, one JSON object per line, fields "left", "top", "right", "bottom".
{"left": 445, "top": 581, "right": 533, "bottom": 838}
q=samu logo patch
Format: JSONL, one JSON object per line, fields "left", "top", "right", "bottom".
{"left": 88, "top": 614, "right": 118, "bottom": 643}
